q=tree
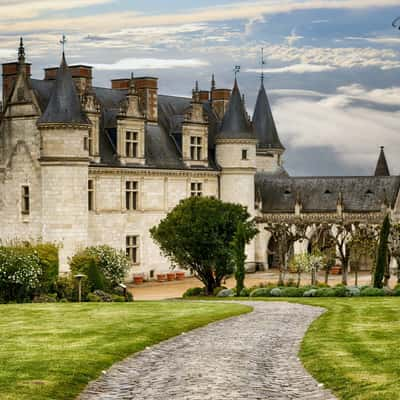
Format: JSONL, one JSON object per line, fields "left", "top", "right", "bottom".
{"left": 150, "top": 196, "right": 258, "bottom": 295}
{"left": 348, "top": 224, "right": 378, "bottom": 286}
{"left": 290, "top": 253, "right": 310, "bottom": 287}
{"left": 374, "top": 214, "right": 390, "bottom": 288}
{"left": 231, "top": 223, "right": 247, "bottom": 296}
{"left": 389, "top": 223, "right": 400, "bottom": 284}
{"left": 265, "top": 222, "right": 307, "bottom": 285}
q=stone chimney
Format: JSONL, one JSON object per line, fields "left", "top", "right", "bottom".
{"left": 211, "top": 88, "right": 231, "bottom": 120}
{"left": 199, "top": 90, "right": 209, "bottom": 102}
{"left": 134, "top": 77, "right": 158, "bottom": 123}
{"left": 2, "top": 62, "right": 31, "bottom": 104}
{"left": 111, "top": 78, "right": 130, "bottom": 90}
{"left": 44, "top": 65, "right": 92, "bottom": 94}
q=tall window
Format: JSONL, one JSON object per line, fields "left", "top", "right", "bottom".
{"left": 190, "top": 136, "right": 202, "bottom": 160}
{"left": 126, "top": 235, "right": 139, "bottom": 264}
{"left": 125, "top": 131, "right": 138, "bottom": 158}
{"left": 88, "top": 179, "right": 94, "bottom": 211}
{"left": 21, "top": 186, "right": 30, "bottom": 215}
{"left": 88, "top": 129, "right": 94, "bottom": 156}
{"left": 190, "top": 182, "right": 202, "bottom": 197}
{"left": 242, "top": 149, "right": 248, "bottom": 160}
{"left": 126, "top": 180, "right": 138, "bottom": 210}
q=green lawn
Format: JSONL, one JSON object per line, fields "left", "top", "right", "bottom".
{"left": 295, "top": 297, "right": 400, "bottom": 400}
{"left": 0, "top": 301, "right": 251, "bottom": 400}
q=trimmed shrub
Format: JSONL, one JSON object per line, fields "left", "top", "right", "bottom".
{"left": 213, "top": 286, "right": 227, "bottom": 296}
{"left": 87, "top": 259, "right": 105, "bottom": 291}
{"left": 360, "top": 287, "right": 385, "bottom": 296}
{"left": 383, "top": 286, "right": 394, "bottom": 296}
{"left": 270, "top": 287, "right": 282, "bottom": 297}
{"left": 239, "top": 287, "right": 251, "bottom": 297}
{"left": 111, "top": 294, "right": 126, "bottom": 302}
{"left": 32, "top": 293, "right": 58, "bottom": 303}
{"left": 280, "top": 287, "right": 306, "bottom": 297}
{"left": 333, "top": 286, "right": 347, "bottom": 297}
{"left": 315, "top": 288, "right": 336, "bottom": 297}
{"left": 183, "top": 287, "right": 205, "bottom": 297}
{"left": 52, "top": 276, "right": 75, "bottom": 301}
{"left": 303, "top": 289, "right": 317, "bottom": 297}
{"left": 346, "top": 286, "right": 361, "bottom": 297}
{"left": 92, "top": 290, "right": 113, "bottom": 302}
{"left": 216, "top": 288, "right": 234, "bottom": 297}
{"left": 250, "top": 287, "right": 272, "bottom": 297}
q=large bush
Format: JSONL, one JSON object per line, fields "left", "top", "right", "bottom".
{"left": 0, "top": 247, "right": 42, "bottom": 302}
{"left": 70, "top": 245, "right": 130, "bottom": 290}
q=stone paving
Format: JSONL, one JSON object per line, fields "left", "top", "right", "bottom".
{"left": 78, "top": 301, "right": 337, "bottom": 400}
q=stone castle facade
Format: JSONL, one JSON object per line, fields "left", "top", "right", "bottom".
{"left": 1, "top": 39, "right": 399, "bottom": 278}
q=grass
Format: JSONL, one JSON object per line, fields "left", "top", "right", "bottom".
{"left": 0, "top": 301, "right": 251, "bottom": 400}
{"left": 295, "top": 297, "right": 400, "bottom": 400}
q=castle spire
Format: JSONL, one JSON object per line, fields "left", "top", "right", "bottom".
{"left": 374, "top": 146, "right": 390, "bottom": 176}
{"left": 17, "top": 37, "right": 26, "bottom": 74}
{"left": 217, "top": 78, "right": 255, "bottom": 140}
{"left": 252, "top": 79, "right": 284, "bottom": 150}
{"left": 211, "top": 73, "right": 216, "bottom": 91}
{"left": 38, "top": 52, "right": 89, "bottom": 125}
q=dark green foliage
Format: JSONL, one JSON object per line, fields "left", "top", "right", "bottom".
{"left": 333, "top": 286, "right": 347, "bottom": 297}
{"left": 87, "top": 259, "right": 105, "bottom": 291}
{"left": 183, "top": 287, "right": 205, "bottom": 297}
{"left": 374, "top": 215, "right": 390, "bottom": 288}
{"left": 280, "top": 287, "right": 307, "bottom": 297}
{"left": 360, "top": 287, "right": 385, "bottom": 296}
{"left": 150, "top": 196, "right": 258, "bottom": 295}
{"left": 213, "top": 286, "right": 227, "bottom": 296}
{"left": 232, "top": 223, "right": 247, "bottom": 297}
{"left": 51, "top": 276, "right": 76, "bottom": 301}
{"left": 315, "top": 288, "right": 336, "bottom": 297}
{"left": 239, "top": 287, "right": 251, "bottom": 297}
{"left": 250, "top": 287, "right": 272, "bottom": 297}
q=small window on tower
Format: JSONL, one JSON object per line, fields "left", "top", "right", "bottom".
{"left": 242, "top": 149, "right": 248, "bottom": 160}
{"left": 21, "top": 186, "right": 30, "bottom": 215}
{"left": 88, "top": 179, "right": 95, "bottom": 211}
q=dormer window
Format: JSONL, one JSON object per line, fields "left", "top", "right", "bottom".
{"left": 125, "top": 131, "right": 138, "bottom": 158}
{"left": 190, "top": 136, "right": 202, "bottom": 160}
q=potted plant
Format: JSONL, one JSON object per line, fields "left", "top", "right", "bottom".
{"left": 167, "top": 272, "right": 176, "bottom": 281}
{"left": 157, "top": 273, "right": 167, "bottom": 282}
{"left": 133, "top": 274, "right": 144, "bottom": 284}
{"left": 175, "top": 271, "right": 185, "bottom": 280}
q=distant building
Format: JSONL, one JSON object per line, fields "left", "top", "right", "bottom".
{"left": 0, "top": 39, "right": 397, "bottom": 277}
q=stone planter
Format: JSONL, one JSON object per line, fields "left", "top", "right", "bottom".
{"left": 176, "top": 271, "right": 185, "bottom": 280}
{"left": 331, "top": 266, "right": 342, "bottom": 275}
{"left": 157, "top": 274, "right": 167, "bottom": 282}
{"left": 133, "top": 275, "right": 144, "bottom": 285}
{"left": 167, "top": 272, "right": 176, "bottom": 281}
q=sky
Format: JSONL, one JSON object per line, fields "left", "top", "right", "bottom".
{"left": 1, "top": 0, "right": 400, "bottom": 176}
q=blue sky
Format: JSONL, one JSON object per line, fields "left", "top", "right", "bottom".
{"left": 1, "top": 0, "right": 400, "bottom": 176}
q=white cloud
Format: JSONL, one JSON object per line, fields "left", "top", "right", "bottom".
{"left": 312, "top": 19, "right": 329, "bottom": 24}
{"left": 337, "top": 84, "right": 400, "bottom": 106}
{"left": 247, "top": 63, "right": 336, "bottom": 74}
{"left": 91, "top": 57, "right": 209, "bottom": 70}
{"left": 285, "top": 28, "right": 304, "bottom": 46}
{"left": 345, "top": 36, "right": 400, "bottom": 44}
{"left": 272, "top": 86, "right": 400, "bottom": 171}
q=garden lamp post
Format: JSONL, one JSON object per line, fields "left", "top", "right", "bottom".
{"left": 118, "top": 283, "right": 127, "bottom": 300}
{"left": 74, "top": 274, "right": 86, "bottom": 303}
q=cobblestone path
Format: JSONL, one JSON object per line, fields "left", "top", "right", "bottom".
{"left": 78, "top": 301, "right": 336, "bottom": 400}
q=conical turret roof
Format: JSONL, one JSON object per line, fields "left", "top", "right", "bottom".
{"left": 217, "top": 79, "right": 255, "bottom": 140}
{"left": 252, "top": 81, "right": 284, "bottom": 150}
{"left": 38, "top": 53, "right": 89, "bottom": 125}
{"left": 374, "top": 146, "right": 390, "bottom": 176}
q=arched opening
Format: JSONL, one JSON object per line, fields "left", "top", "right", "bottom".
{"left": 267, "top": 236, "right": 280, "bottom": 268}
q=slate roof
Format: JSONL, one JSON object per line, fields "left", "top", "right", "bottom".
{"left": 255, "top": 174, "right": 400, "bottom": 213}
{"left": 37, "top": 54, "right": 89, "bottom": 125}
{"left": 252, "top": 82, "right": 284, "bottom": 150}
{"left": 375, "top": 147, "right": 390, "bottom": 176}
{"left": 217, "top": 79, "right": 255, "bottom": 140}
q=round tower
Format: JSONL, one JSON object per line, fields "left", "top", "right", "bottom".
{"left": 37, "top": 52, "right": 90, "bottom": 273}
{"left": 216, "top": 79, "right": 257, "bottom": 265}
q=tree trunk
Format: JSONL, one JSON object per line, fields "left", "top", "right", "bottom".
{"left": 278, "top": 267, "right": 284, "bottom": 286}
{"left": 297, "top": 271, "right": 301, "bottom": 287}
{"left": 342, "top": 258, "right": 348, "bottom": 286}
{"left": 325, "top": 269, "right": 329, "bottom": 285}
{"left": 354, "top": 269, "right": 358, "bottom": 287}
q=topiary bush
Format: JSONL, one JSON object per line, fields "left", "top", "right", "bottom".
{"left": 333, "top": 286, "right": 347, "bottom": 297}
{"left": 315, "top": 288, "right": 336, "bottom": 297}
{"left": 346, "top": 286, "right": 361, "bottom": 297}
{"left": 213, "top": 286, "right": 227, "bottom": 296}
{"left": 183, "top": 287, "right": 205, "bottom": 297}
{"left": 360, "top": 287, "right": 385, "bottom": 296}
{"left": 303, "top": 289, "right": 317, "bottom": 297}
{"left": 239, "top": 287, "right": 251, "bottom": 297}
{"left": 280, "top": 287, "right": 306, "bottom": 297}
{"left": 216, "top": 288, "right": 234, "bottom": 297}
{"left": 250, "top": 287, "right": 272, "bottom": 297}
{"left": 270, "top": 287, "right": 282, "bottom": 297}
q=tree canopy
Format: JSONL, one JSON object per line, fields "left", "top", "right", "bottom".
{"left": 150, "top": 196, "right": 258, "bottom": 294}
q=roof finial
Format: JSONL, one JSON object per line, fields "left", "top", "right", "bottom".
{"left": 234, "top": 65, "right": 241, "bottom": 79}
{"left": 129, "top": 72, "right": 136, "bottom": 94}
{"left": 260, "top": 47, "right": 265, "bottom": 84}
{"left": 211, "top": 73, "right": 216, "bottom": 91}
{"left": 60, "top": 34, "right": 67, "bottom": 55}
{"left": 18, "top": 37, "right": 25, "bottom": 65}
{"left": 195, "top": 80, "right": 199, "bottom": 92}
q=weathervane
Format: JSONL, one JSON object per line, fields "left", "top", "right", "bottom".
{"left": 260, "top": 47, "right": 266, "bottom": 83}
{"left": 234, "top": 65, "right": 241, "bottom": 78}
{"left": 60, "top": 34, "right": 67, "bottom": 53}
{"left": 393, "top": 17, "right": 400, "bottom": 30}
